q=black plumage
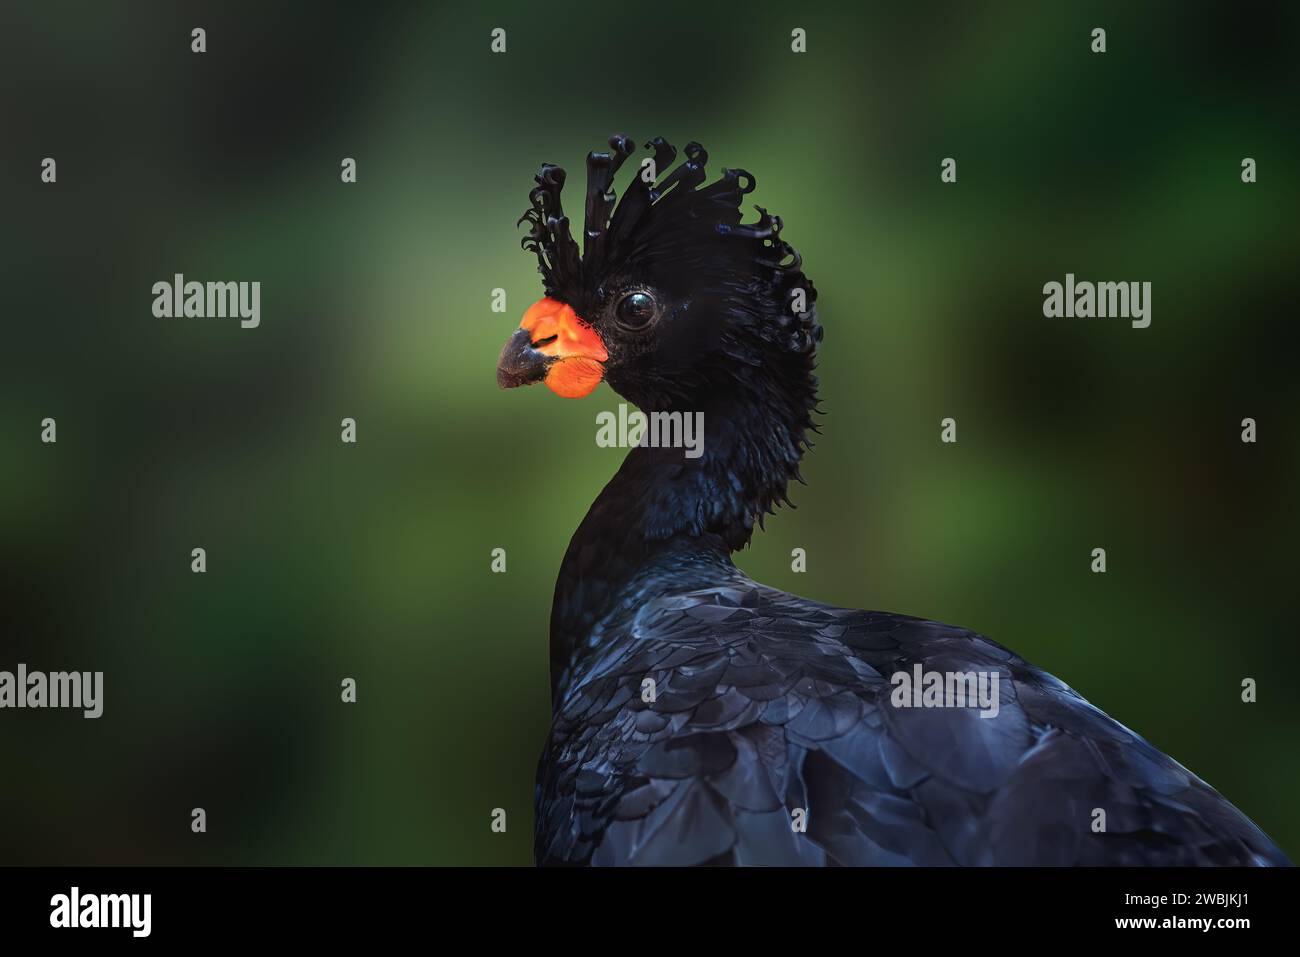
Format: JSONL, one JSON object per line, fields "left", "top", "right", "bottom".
{"left": 499, "top": 135, "right": 1288, "bottom": 867}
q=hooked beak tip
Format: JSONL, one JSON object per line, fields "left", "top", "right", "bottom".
{"left": 496, "top": 328, "right": 548, "bottom": 390}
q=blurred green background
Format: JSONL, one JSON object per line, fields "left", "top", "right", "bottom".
{"left": 1, "top": 0, "right": 1296, "bottom": 864}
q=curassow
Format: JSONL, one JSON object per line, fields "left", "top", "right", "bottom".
{"left": 495, "top": 135, "right": 1289, "bottom": 866}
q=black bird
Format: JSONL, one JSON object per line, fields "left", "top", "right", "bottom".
{"left": 496, "top": 135, "right": 1289, "bottom": 866}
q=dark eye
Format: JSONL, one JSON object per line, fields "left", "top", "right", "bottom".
{"left": 615, "top": 290, "right": 658, "bottom": 330}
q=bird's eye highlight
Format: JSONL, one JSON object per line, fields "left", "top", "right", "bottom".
{"left": 614, "top": 290, "right": 659, "bottom": 331}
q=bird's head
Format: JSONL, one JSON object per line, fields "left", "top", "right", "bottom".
{"left": 497, "top": 136, "right": 820, "bottom": 414}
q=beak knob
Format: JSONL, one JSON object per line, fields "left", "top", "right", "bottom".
{"left": 496, "top": 297, "right": 608, "bottom": 398}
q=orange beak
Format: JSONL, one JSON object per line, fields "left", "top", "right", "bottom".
{"left": 497, "top": 297, "right": 609, "bottom": 398}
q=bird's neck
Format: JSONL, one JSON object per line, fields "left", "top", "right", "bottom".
{"left": 549, "top": 377, "right": 815, "bottom": 698}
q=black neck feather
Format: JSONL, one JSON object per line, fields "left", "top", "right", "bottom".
{"left": 548, "top": 355, "right": 818, "bottom": 697}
